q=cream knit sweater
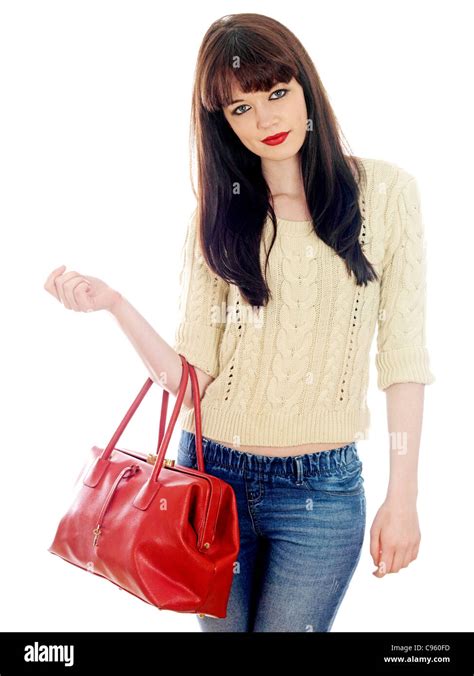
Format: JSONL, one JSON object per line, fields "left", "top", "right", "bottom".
{"left": 173, "top": 157, "right": 435, "bottom": 446}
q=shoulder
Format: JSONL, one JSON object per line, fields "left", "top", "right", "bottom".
{"left": 355, "top": 156, "right": 419, "bottom": 199}
{"left": 353, "top": 157, "right": 423, "bottom": 263}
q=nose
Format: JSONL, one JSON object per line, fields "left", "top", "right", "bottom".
{"left": 254, "top": 103, "right": 279, "bottom": 131}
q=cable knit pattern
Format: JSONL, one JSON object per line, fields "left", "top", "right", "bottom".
{"left": 172, "top": 157, "right": 435, "bottom": 445}
{"left": 173, "top": 210, "right": 227, "bottom": 379}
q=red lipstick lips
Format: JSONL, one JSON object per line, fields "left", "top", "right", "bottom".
{"left": 261, "top": 131, "right": 290, "bottom": 146}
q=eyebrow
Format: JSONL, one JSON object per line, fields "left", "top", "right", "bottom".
{"left": 228, "top": 84, "right": 284, "bottom": 107}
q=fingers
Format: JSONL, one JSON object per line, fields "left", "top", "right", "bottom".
{"left": 370, "top": 524, "right": 382, "bottom": 567}
{"left": 44, "top": 265, "right": 66, "bottom": 300}
{"left": 373, "top": 549, "right": 394, "bottom": 577}
{"left": 57, "top": 272, "right": 85, "bottom": 309}
{"left": 402, "top": 548, "right": 415, "bottom": 570}
{"left": 370, "top": 526, "right": 389, "bottom": 577}
{"left": 403, "top": 542, "right": 420, "bottom": 569}
{"left": 373, "top": 558, "right": 387, "bottom": 577}
{"left": 372, "top": 537, "right": 394, "bottom": 577}
{"left": 44, "top": 266, "right": 91, "bottom": 312}
{"left": 391, "top": 548, "right": 408, "bottom": 573}
{"left": 67, "top": 278, "right": 92, "bottom": 311}
{"left": 373, "top": 545, "right": 419, "bottom": 577}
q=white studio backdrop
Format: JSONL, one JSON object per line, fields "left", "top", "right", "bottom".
{"left": 0, "top": 0, "right": 472, "bottom": 632}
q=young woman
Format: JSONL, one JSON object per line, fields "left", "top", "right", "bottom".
{"left": 44, "top": 13, "right": 435, "bottom": 632}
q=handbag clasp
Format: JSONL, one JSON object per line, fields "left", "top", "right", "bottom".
{"left": 146, "top": 454, "right": 175, "bottom": 468}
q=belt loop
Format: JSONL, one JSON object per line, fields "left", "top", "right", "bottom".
{"left": 294, "top": 456, "right": 304, "bottom": 485}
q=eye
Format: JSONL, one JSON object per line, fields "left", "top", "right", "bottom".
{"left": 269, "top": 88, "right": 288, "bottom": 100}
{"left": 232, "top": 104, "right": 250, "bottom": 116}
{"left": 231, "top": 88, "right": 289, "bottom": 116}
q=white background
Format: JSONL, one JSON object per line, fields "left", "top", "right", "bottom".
{"left": 1, "top": 0, "right": 472, "bottom": 633}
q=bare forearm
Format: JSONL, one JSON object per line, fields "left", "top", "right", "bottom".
{"left": 107, "top": 292, "right": 193, "bottom": 407}
{"left": 384, "top": 382, "right": 425, "bottom": 504}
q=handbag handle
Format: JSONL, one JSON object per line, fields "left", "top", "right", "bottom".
{"left": 100, "top": 354, "right": 206, "bottom": 477}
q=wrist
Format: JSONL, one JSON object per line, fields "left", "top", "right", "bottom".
{"left": 108, "top": 290, "right": 125, "bottom": 316}
{"left": 386, "top": 483, "right": 418, "bottom": 506}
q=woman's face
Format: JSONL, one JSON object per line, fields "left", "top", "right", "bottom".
{"left": 222, "top": 76, "right": 308, "bottom": 160}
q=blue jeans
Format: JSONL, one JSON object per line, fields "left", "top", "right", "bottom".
{"left": 176, "top": 430, "right": 366, "bottom": 632}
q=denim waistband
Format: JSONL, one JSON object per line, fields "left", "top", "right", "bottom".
{"left": 178, "top": 430, "right": 359, "bottom": 479}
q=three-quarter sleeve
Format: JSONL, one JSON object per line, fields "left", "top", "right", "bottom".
{"left": 173, "top": 210, "right": 229, "bottom": 379}
{"left": 375, "top": 175, "right": 436, "bottom": 391}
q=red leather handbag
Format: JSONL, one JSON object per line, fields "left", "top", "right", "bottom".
{"left": 48, "top": 354, "right": 240, "bottom": 619}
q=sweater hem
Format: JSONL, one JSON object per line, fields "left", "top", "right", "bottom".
{"left": 176, "top": 406, "right": 372, "bottom": 446}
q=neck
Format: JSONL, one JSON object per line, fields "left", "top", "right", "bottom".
{"left": 261, "top": 152, "right": 305, "bottom": 198}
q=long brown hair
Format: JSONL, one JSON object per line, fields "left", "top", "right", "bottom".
{"left": 189, "top": 12, "right": 377, "bottom": 308}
